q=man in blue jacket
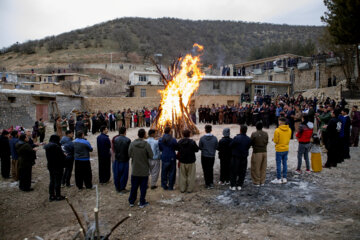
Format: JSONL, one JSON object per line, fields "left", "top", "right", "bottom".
{"left": 229, "top": 125, "right": 251, "bottom": 191}
{"left": 61, "top": 130, "right": 74, "bottom": 187}
{"left": 159, "top": 127, "right": 178, "bottom": 190}
{"left": 97, "top": 126, "right": 111, "bottom": 184}
{"left": 74, "top": 130, "right": 93, "bottom": 189}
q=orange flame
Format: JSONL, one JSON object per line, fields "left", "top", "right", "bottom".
{"left": 157, "top": 44, "right": 205, "bottom": 128}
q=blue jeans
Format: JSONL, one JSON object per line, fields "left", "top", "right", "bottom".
{"left": 297, "top": 143, "right": 310, "bottom": 170}
{"left": 113, "top": 161, "right": 129, "bottom": 191}
{"left": 161, "top": 161, "right": 176, "bottom": 189}
{"left": 128, "top": 175, "right": 148, "bottom": 205}
{"left": 276, "top": 151, "right": 288, "bottom": 179}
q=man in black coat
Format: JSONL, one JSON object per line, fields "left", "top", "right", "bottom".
{"left": 0, "top": 130, "right": 11, "bottom": 179}
{"left": 324, "top": 110, "right": 341, "bottom": 168}
{"left": 16, "top": 134, "right": 36, "bottom": 191}
{"left": 229, "top": 125, "right": 251, "bottom": 191}
{"left": 217, "top": 128, "right": 232, "bottom": 185}
{"left": 61, "top": 130, "right": 75, "bottom": 187}
{"left": 44, "top": 135, "right": 66, "bottom": 201}
{"left": 97, "top": 126, "right": 111, "bottom": 184}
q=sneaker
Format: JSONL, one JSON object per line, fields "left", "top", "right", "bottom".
{"left": 254, "top": 184, "right": 260, "bottom": 187}
{"left": 260, "top": 184, "right": 265, "bottom": 186}
{"left": 237, "top": 186, "right": 242, "bottom": 191}
{"left": 282, "top": 178, "right": 287, "bottom": 184}
{"left": 271, "top": 178, "right": 282, "bottom": 184}
{"left": 225, "top": 181, "right": 230, "bottom": 185}
{"left": 305, "top": 169, "right": 311, "bottom": 173}
{"left": 129, "top": 203, "right": 135, "bottom": 207}
{"left": 49, "top": 196, "right": 56, "bottom": 202}
{"left": 229, "top": 186, "right": 236, "bottom": 191}
{"left": 150, "top": 186, "right": 157, "bottom": 190}
{"left": 55, "top": 195, "right": 66, "bottom": 201}
{"left": 218, "top": 181, "right": 225, "bottom": 185}
{"left": 294, "top": 169, "right": 301, "bottom": 175}
{"left": 209, "top": 184, "right": 214, "bottom": 189}
{"left": 139, "top": 202, "right": 149, "bottom": 208}
{"left": 61, "top": 184, "right": 66, "bottom": 188}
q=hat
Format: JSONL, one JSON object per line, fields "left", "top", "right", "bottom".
{"left": 223, "top": 128, "right": 230, "bottom": 137}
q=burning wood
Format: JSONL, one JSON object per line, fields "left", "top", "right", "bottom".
{"left": 151, "top": 43, "right": 205, "bottom": 138}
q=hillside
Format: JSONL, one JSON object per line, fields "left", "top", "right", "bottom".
{"left": 0, "top": 17, "right": 324, "bottom": 71}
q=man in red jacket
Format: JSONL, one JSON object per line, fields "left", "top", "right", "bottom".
{"left": 295, "top": 115, "right": 313, "bottom": 174}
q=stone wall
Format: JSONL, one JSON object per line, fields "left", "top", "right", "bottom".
{"left": 192, "top": 95, "right": 240, "bottom": 108}
{"left": 83, "top": 96, "right": 161, "bottom": 112}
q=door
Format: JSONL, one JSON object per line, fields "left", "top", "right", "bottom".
{"left": 36, "top": 104, "right": 49, "bottom": 121}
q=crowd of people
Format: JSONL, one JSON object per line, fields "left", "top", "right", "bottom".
{"left": 0, "top": 94, "right": 359, "bottom": 207}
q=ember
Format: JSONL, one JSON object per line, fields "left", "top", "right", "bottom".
{"left": 151, "top": 43, "right": 205, "bottom": 138}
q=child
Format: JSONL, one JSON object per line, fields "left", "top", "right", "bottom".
{"left": 310, "top": 133, "right": 322, "bottom": 172}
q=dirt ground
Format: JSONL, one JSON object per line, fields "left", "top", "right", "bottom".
{"left": 0, "top": 123, "right": 359, "bottom": 240}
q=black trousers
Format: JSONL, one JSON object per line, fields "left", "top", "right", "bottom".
{"left": 98, "top": 156, "right": 111, "bottom": 183}
{"left": 62, "top": 158, "right": 74, "bottom": 186}
{"left": 19, "top": 166, "right": 32, "bottom": 191}
{"left": 219, "top": 156, "right": 231, "bottom": 182}
{"left": 49, "top": 169, "right": 63, "bottom": 197}
{"left": 230, "top": 156, "right": 247, "bottom": 187}
{"left": 201, "top": 156, "right": 215, "bottom": 186}
{"left": 0, "top": 154, "right": 11, "bottom": 178}
{"left": 75, "top": 160, "right": 93, "bottom": 189}
{"left": 128, "top": 175, "right": 148, "bottom": 205}
{"left": 39, "top": 133, "right": 45, "bottom": 143}
{"left": 325, "top": 145, "right": 339, "bottom": 167}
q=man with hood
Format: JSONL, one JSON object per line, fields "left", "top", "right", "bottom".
{"left": 44, "top": 134, "right": 66, "bottom": 201}
{"left": 158, "top": 127, "right": 178, "bottom": 190}
{"left": 271, "top": 117, "right": 291, "bottom": 184}
{"left": 295, "top": 115, "right": 313, "bottom": 174}
{"left": 146, "top": 129, "right": 161, "bottom": 190}
{"left": 217, "top": 128, "right": 232, "bottom": 185}
{"left": 61, "top": 130, "right": 75, "bottom": 187}
{"left": 97, "top": 126, "right": 111, "bottom": 184}
{"left": 178, "top": 129, "right": 199, "bottom": 193}
{"left": 199, "top": 125, "right": 218, "bottom": 189}
{"left": 113, "top": 127, "right": 131, "bottom": 193}
{"left": 16, "top": 134, "right": 36, "bottom": 191}
{"left": 0, "top": 130, "right": 11, "bottom": 179}
{"left": 128, "top": 129, "right": 153, "bottom": 208}
{"left": 229, "top": 125, "right": 251, "bottom": 191}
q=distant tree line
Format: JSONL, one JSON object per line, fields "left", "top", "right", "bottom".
{"left": 0, "top": 17, "right": 324, "bottom": 66}
{"left": 248, "top": 39, "right": 316, "bottom": 60}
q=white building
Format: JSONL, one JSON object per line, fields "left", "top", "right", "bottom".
{"left": 128, "top": 71, "right": 163, "bottom": 86}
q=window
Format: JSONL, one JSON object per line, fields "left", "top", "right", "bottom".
{"left": 139, "top": 75, "right": 147, "bottom": 82}
{"left": 8, "top": 97, "right": 16, "bottom": 103}
{"left": 268, "top": 75, "right": 273, "bottom": 81}
{"left": 141, "top": 88, "right": 146, "bottom": 97}
{"left": 213, "top": 81, "right": 220, "bottom": 90}
{"left": 254, "top": 85, "right": 265, "bottom": 95}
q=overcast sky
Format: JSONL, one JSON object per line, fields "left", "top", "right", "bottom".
{"left": 0, "top": 0, "right": 327, "bottom": 48}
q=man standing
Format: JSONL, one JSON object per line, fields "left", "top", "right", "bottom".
{"left": 68, "top": 116, "right": 75, "bottom": 135}
{"left": 324, "top": 110, "right": 341, "bottom": 168}
{"left": 217, "top": 128, "right": 232, "bottom": 185}
{"left": 128, "top": 129, "right": 153, "bottom": 208}
{"left": 16, "top": 134, "right": 36, "bottom": 191}
{"left": 159, "top": 127, "right": 178, "bottom": 190}
{"left": 350, "top": 106, "right": 360, "bottom": 147}
{"left": 61, "top": 130, "right": 74, "bottom": 187}
{"left": 229, "top": 125, "right": 251, "bottom": 190}
{"left": 271, "top": 117, "right": 291, "bottom": 184}
{"left": 0, "top": 130, "right": 11, "bottom": 179}
{"left": 339, "top": 108, "right": 351, "bottom": 160}
{"left": 113, "top": 127, "right": 131, "bottom": 193}
{"left": 146, "top": 129, "right": 161, "bottom": 190}
{"left": 199, "top": 125, "right": 218, "bottom": 189}
{"left": 295, "top": 115, "right": 313, "bottom": 174}
{"left": 44, "top": 135, "right": 66, "bottom": 201}
{"left": 250, "top": 122, "right": 268, "bottom": 187}
{"left": 9, "top": 130, "right": 19, "bottom": 181}
{"left": 178, "top": 129, "right": 199, "bottom": 193}
{"left": 38, "top": 118, "right": 46, "bottom": 143}
{"left": 97, "top": 126, "right": 111, "bottom": 184}
{"left": 56, "top": 117, "right": 63, "bottom": 137}
{"left": 73, "top": 130, "right": 94, "bottom": 189}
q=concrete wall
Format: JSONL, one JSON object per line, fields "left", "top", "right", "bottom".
{"left": 56, "top": 95, "right": 83, "bottom": 116}
{"left": 129, "top": 72, "right": 162, "bottom": 85}
{"left": 133, "top": 85, "right": 164, "bottom": 97}
{"left": 196, "top": 80, "right": 245, "bottom": 96}
{"left": 83, "top": 97, "right": 161, "bottom": 112}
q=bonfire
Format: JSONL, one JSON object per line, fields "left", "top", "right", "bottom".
{"left": 151, "top": 44, "right": 205, "bottom": 138}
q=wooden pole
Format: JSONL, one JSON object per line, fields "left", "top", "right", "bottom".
{"left": 65, "top": 197, "right": 87, "bottom": 235}
{"left": 94, "top": 208, "right": 100, "bottom": 240}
